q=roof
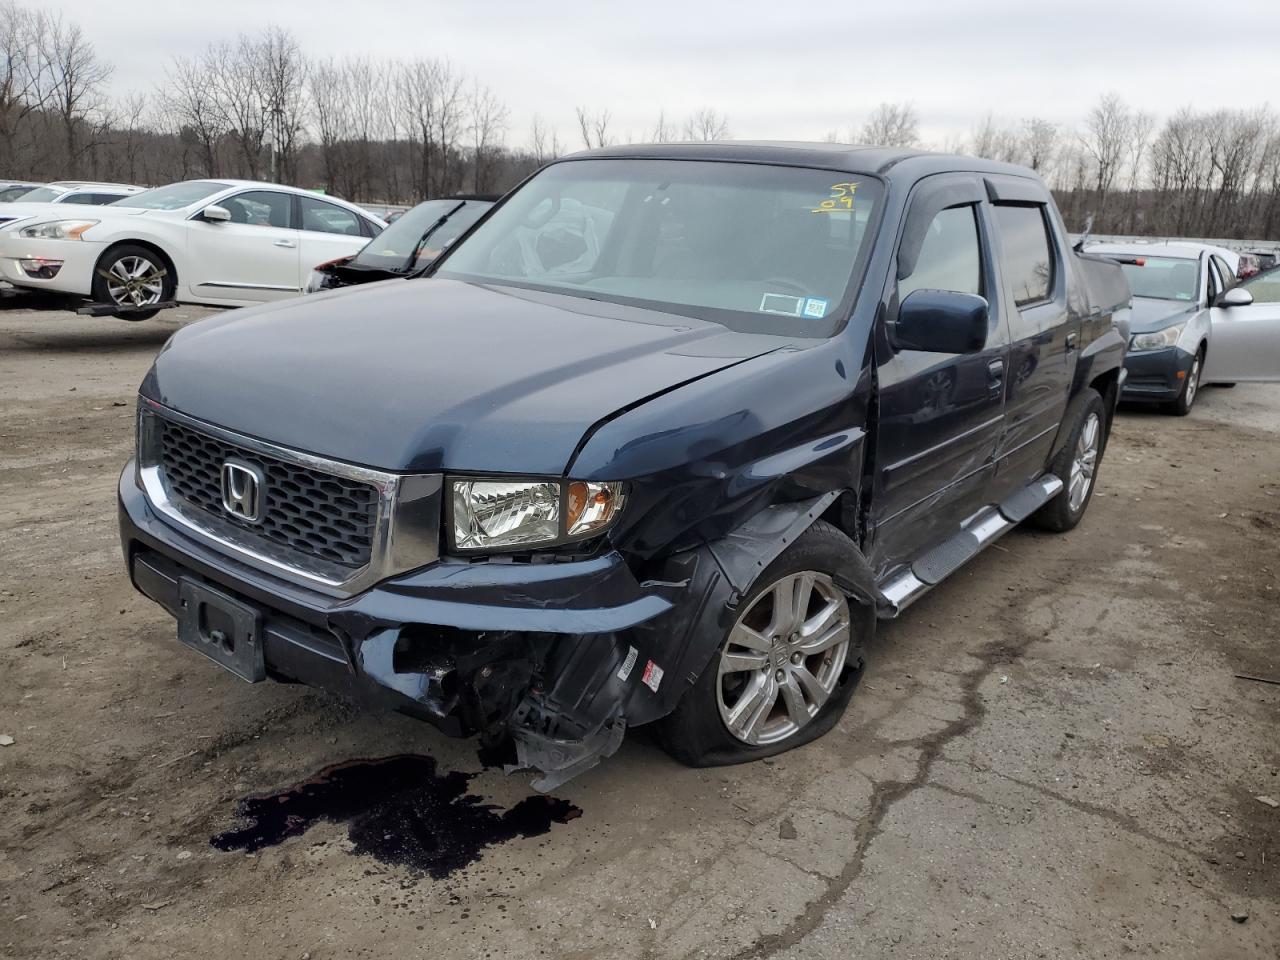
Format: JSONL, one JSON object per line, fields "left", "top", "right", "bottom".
{"left": 1086, "top": 240, "right": 1238, "bottom": 262}
{"left": 560, "top": 140, "right": 1042, "bottom": 183}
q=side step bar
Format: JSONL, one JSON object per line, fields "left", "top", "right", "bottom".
{"left": 878, "top": 474, "right": 1063, "bottom": 616}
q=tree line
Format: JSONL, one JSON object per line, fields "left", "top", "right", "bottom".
{"left": 2, "top": 5, "right": 1279, "bottom": 239}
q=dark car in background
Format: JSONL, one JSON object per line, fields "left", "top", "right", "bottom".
{"left": 305, "top": 195, "right": 496, "bottom": 293}
{"left": 119, "top": 143, "right": 1129, "bottom": 789}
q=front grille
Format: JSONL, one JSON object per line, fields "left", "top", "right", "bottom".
{"left": 158, "top": 419, "right": 379, "bottom": 568}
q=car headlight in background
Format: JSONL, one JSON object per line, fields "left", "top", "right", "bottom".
{"left": 450, "top": 478, "right": 626, "bottom": 551}
{"left": 1129, "top": 322, "right": 1185, "bottom": 352}
{"left": 17, "top": 220, "right": 98, "bottom": 240}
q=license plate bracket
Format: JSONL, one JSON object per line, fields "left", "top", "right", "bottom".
{"left": 177, "top": 579, "right": 265, "bottom": 682}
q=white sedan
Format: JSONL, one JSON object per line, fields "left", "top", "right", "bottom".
{"left": 0, "top": 180, "right": 385, "bottom": 316}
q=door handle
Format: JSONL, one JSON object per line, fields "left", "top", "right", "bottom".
{"left": 1065, "top": 332, "right": 1079, "bottom": 350}
{"left": 273, "top": 239, "right": 296, "bottom": 248}
{"left": 987, "top": 359, "right": 1005, "bottom": 380}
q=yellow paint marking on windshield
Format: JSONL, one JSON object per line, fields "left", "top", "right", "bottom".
{"left": 811, "top": 181, "right": 859, "bottom": 214}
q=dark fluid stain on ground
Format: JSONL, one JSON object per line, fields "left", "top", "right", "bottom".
{"left": 210, "top": 755, "right": 581, "bottom": 879}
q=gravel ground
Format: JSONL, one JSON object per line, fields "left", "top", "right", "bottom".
{"left": 1, "top": 303, "right": 1278, "bottom": 960}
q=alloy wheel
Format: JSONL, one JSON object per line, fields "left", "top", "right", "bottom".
{"left": 105, "top": 255, "right": 164, "bottom": 307}
{"left": 1184, "top": 354, "right": 1200, "bottom": 408}
{"left": 1068, "top": 411, "right": 1101, "bottom": 512}
{"left": 716, "top": 571, "right": 852, "bottom": 746}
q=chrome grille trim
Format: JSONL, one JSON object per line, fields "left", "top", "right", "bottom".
{"left": 137, "top": 398, "right": 440, "bottom": 597}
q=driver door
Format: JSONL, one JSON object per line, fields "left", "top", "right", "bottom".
{"left": 185, "top": 190, "right": 301, "bottom": 303}
{"left": 1202, "top": 266, "right": 1280, "bottom": 383}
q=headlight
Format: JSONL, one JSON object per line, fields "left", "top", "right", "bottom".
{"left": 18, "top": 220, "right": 98, "bottom": 240}
{"left": 1130, "top": 322, "right": 1185, "bottom": 352}
{"left": 450, "top": 478, "right": 626, "bottom": 552}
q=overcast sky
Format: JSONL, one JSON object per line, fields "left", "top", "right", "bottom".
{"left": 53, "top": 0, "right": 1280, "bottom": 147}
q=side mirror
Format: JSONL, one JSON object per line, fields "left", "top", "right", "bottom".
{"left": 892, "top": 289, "right": 990, "bottom": 354}
{"left": 1217, "top": 287, "right": 1253, "bottom": 307}
{"left": 200, "top": 204, "right": 231, "bottom": 223}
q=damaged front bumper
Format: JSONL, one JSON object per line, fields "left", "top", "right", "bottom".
{"left": 118, "top": 464, "right": 731, "bottom": 789}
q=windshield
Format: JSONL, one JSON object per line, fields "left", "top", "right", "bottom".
{"left": 352, "top": 198, "right": 492, "bottom": 271}
{"left": 437, "top": 159, "right": 884, "bottom": 336}
{"left": 1113, "top": 256, "right": 1200, "bottom": 302}
{"left": 112, "top": 180, "right": 230, "bottom": 210}
{"left": 14, "top": 187, "right": 63, "bottom": 203}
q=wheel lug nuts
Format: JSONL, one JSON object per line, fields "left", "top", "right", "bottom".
{"left": 775, "top": 669, "right": 785, "bottom": 682}
{"left": 791, "top": 652, "right": 802, "bottom": 664}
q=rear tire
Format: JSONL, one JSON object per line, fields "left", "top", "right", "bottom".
{"left": 1166, "top": 347, "right": 1203, "bottom": 416}
{"left": 91, "top": 243, "right": 174, "bottom": 320}
{"left": 658, "top": 521, "right": 864, "bottom": 767}
{"left": 1033, "top": 388, "right": 1107, "bottom": 533}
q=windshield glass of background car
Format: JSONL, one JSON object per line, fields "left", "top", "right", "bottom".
{"left": 1242, "top": 266, "right": 1280, "bottom": 303}
{"left": 15, "top": 187, "right": 62, "bottom": 202}
{"left": 112, "top": 181, "right": 231, "bottom": 210}
{"left": 353, "top": 199, "right": 491, "bottom": 271}
{"left": 1118, "top": 256, "right": 1200, "bottom": 301}
{"left": 436, "top": 159, "right": 884, "bottom": 336}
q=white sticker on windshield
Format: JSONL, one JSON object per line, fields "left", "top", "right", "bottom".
{"left": 760, "top": 293, "right": 803, "bottom": 316}
{"left": 803, "top": 297, "right": 829, "bottom": 318}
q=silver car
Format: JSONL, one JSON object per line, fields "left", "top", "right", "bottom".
{"left": 1087, "top": 241, "right": 1280, "bottom": 414}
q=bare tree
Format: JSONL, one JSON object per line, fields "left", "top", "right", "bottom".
{"left": 163, "top": 54, "right": 228, "bottom": 177}
{"left": 650, "top": 109, "right": 676, "bottom": 143}
{"left": 0, "top": 3, "right": 51, "bottom": 174}
{"left": 859, "top": 102, "right": 918, "bottom": 147}
{"left": 255, "top": 26, "right": 307, "bottom": 182}
{"left": 683, "top": 107, "right": 729, "bottom": 141}
{"left": 468, "top": 80, "right": 507, "bottom": 193}
{"left": 41, "top": 13, "right": 111, "bottom": 177}
{"left": 529, "top": 113, "right": 560, "bottom": 165}
{"left": 1079, "top": 92, "right": 1134, "bottom": 212}
{"left": 575, "top": 106, "right": 611, "bottom": 149}
{"left": 1022, "top": 117, "right": 1058, "bottom": 174}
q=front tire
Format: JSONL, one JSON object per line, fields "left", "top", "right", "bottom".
{"left": 92, "top": 244, "right": 175, "bottom": 319}
{"left": 1166, "top": 347, "right": 1203, "bottom": 416}
{"left": 658, "top": 521, "right": 864, "bottom": 767}
{"left": 1033, "top": 388, "right": 1107, "bottom": 533}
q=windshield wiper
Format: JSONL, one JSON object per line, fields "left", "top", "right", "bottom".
{"left": 400, "top": 201, "right": 466, "bottom": 275}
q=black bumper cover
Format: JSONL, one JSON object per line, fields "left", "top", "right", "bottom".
{"left": 118, "top": 464, "right": 731, "bottom": 787}
{"left": 1122, "top": 346, "right": 1194, "bottom": 401}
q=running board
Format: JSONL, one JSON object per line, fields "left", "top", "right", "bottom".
{"left": 877, "top": 474, "right": 1063, "bottom": 616}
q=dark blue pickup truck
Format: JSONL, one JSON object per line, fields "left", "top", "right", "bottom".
{"left": 119, "top": 143, "right": 1129, "bottom": 788}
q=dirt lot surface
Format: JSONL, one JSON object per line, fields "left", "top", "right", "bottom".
{"left": 2, "top": 305, "right": 1278, "bottom": 960}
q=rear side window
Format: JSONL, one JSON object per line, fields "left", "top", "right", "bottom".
{"left": 994, "top": 205, "right": 1053, "bottom": 306}
{"left": 61, "top": 192, "right": 122, "bottom": 205}
{"left": 899, "top": 205, "right": 982, "bottom": 299}
{"left": 299, "top": 196, "right": 363, "bottom": 236}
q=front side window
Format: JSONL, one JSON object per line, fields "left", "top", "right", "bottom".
{"left": 0, "top": 185, "right": 30, "bottom": 201}
{"left": 223, "top": 191, "right": 292, "bottom": 228}
{"left": 299, "top": 196, "right": 362, "bottom": 236}
{"left": 114, "top": 180, "right": 231, "bottom": 211}
{"left": 993, "top": 204, "right": 1053, "bottom": 305}
{"left": 438, "top": 159, "right": 884, "bottom": 336}
{"left": 898, "top": 205, "right": 982, "bottom": 300}
{"left": 60, "top": 192, "right": 122, "bottom": 206}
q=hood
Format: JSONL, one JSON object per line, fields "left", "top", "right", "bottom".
{"left": 0, "top": 201, "right": 82, "bottom": 225}
{"left": 1129, "top": 297, "right": 1199, "bottom": 333}
{"left": 142, "top": 279, "right": 788, "bottom": 474}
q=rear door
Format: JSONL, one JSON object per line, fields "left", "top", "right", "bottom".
{"left": 1202, "top": 267, "right": 1280, "bottom": 382}
{"left": 184, "top": 189, "right": 301, "bottom": 302}
{"left": 295, "top": 196, "right": 377, "bottom": 282}
{"left": 871, "top": 175, "right": 1010, "bottom": 568}
{"left": 984, "top": 185, "right": 1076, "bottom": 493}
